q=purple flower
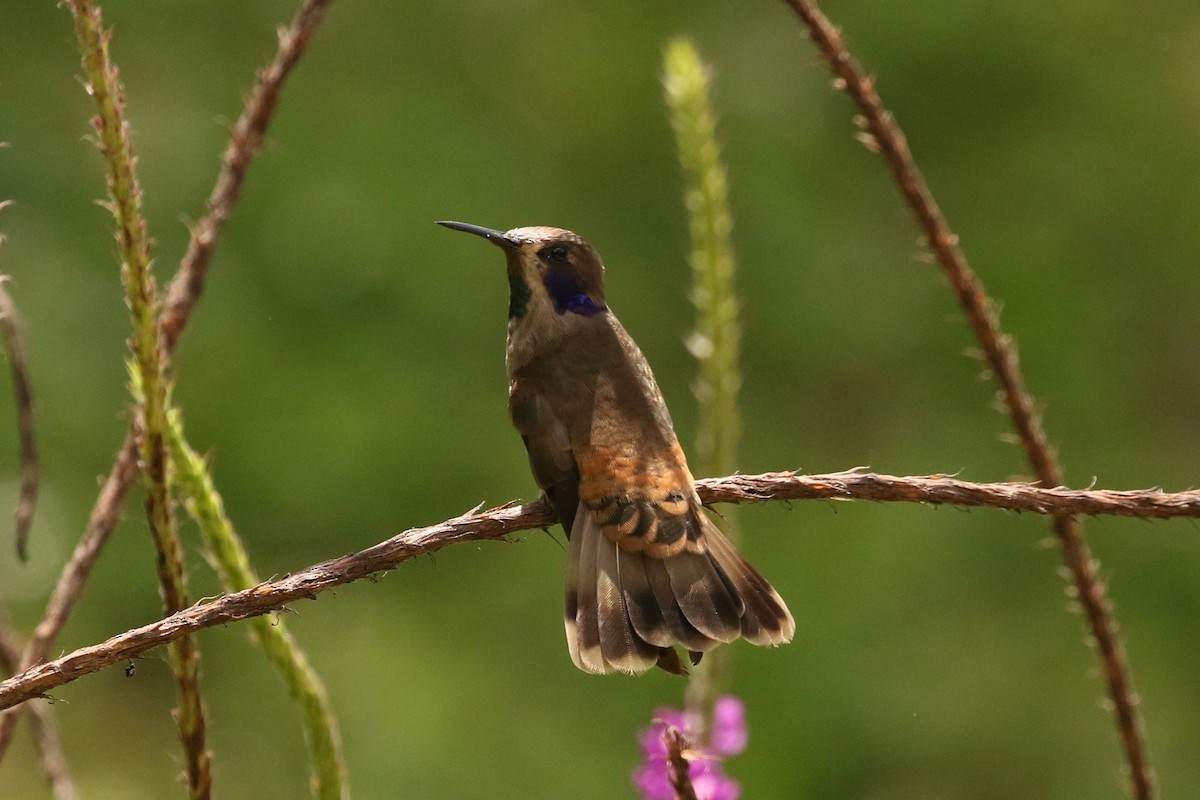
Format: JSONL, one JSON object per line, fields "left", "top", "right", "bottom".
{"left": 632, "top": 696, "right": 747, "bottom": 800}
{"left": 710, "top": 696, "right": 748, "bottom": 757}
{"left": 637, "top": 707, "right": 684, "bottom": 762}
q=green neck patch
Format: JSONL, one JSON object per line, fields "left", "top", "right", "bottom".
{"left": 508, "top": 271, "right": 532, "bottom": 319}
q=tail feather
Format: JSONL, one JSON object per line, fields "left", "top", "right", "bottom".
{"left": 565, "top": 501, "right": 794, "bottom": 675}
{"left": 568, "top": 508, "right": 608, "bottom": 673}
{"left": 664, "top": 550, "right": 742, "bottom": 644}
{"left": 617, "top": 547, "right": 674, "bottom": 647}
{"left": 564, "top": 510, "right": 583, "bottom": 669}
{"left": 596, "top": 529, "right": 660, "bottom": 673}
{"left": 702, "top": 516, "right": 796, "bottom": 645}
{"left": 643, "top": 556, "right": 720, "bottom": 653}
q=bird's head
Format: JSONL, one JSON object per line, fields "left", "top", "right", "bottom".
{"left": 437, "top": 221, "right": 609, "bottom": 324}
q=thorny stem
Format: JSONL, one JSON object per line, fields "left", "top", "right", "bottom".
{"left": 65, "top": 0, "right": 210, "bottom": 795}
{"left": 663, "top": 35, "right": 743, "bottom": 744}
{"left": 0, "top": 271, "right": 39, "bottom": 562}
{"left": 0, "top": 470, "right": 1196, "bottom": 712}
{"left": 0, "top": 0, "right": 332, "bottom": 766}
{"left": 664, "top": 727, "right": 699, "bottom": 800}
{"left": 779, "top": 1, "right": 1152, "bottom": 796}
{"left": 0, "top": 434, "right": 138, "bottom": 760}
{"left": 167, "top": 408, "right": 347, "bottom": 800}
{"left": 664, "top": 37, "right": 743, "bottom": 480}
{"left": 0, "top": 618, "right": 77, "bottom": 800}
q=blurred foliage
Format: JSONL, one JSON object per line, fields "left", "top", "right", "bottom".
{"left": 663, "top": 35, "right": 745, "bottom": 743}
{"left": 1, "top": 1, "right": 1199, "bottom": 798}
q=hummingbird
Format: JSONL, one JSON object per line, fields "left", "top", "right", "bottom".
{"left": 438, "top": 221, "right": 794, "bottom": 675}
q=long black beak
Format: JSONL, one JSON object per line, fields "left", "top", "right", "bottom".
{"left": 436, "top": 220, "right": 518, "bottom": 249}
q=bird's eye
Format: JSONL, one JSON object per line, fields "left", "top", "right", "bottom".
{"left": 547, "top": 245, "right": 569, "bottom": 262}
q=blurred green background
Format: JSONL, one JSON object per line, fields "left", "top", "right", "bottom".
{"left": 2, "top": 1, "right": 1199, "bottom": 798}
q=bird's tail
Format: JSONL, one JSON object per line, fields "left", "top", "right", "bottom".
{"left": 565, "top": 504, "right": 794, "bottom": 675}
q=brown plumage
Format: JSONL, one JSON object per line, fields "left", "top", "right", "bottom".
{"left": 439, "top": 221, "right": 795, "bottom": 674}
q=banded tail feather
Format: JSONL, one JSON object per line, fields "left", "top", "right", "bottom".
{"left": 565, "top": 500, "right": 794, "bottom": 675}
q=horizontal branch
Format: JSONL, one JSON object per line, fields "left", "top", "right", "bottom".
{"left": 701, "top": 470, "right": 1200, "bottom": 518}
{"left": 0, "top": 469, "right": 1195, "bottom": 710}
